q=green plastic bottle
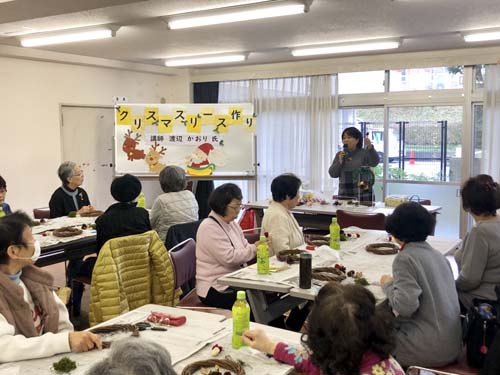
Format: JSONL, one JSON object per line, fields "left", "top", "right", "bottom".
{"left": 257, "top": 235, "right": 270, "bottom": 275}
{"left": 232, "top": 290, "right": 250, "bottom": 349}
{"left": 0, "top": 207, "right": 4, "bottom": 218}
{"left": 329, "top": 217, "right": 341, "bottom": 250}
{"left": 137, "top": 192, "right": 146, "bottom": 208}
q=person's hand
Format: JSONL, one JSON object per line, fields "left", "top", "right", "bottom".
{"left": 364, "top": 134, "right": 372, "bottom": 149}
{"left": 77, "top": 206, "right": 91, "bottom": 214}
{"left": 265, "top": 234, "right": 272, "bottom": 249}
{"left": 242, "top": 329, "right": 277, "bottom": 355}
{"left": 380, "top": 274, "right": 393, "bottom": 288}
{"left": 338, "top": 151, "right": 345, "bottom": 163}
{"left": 69, "top": 331, "right": 102, "bottom": 352}
{"left": 87, "top": 205, "right": 95, "bottom": 211}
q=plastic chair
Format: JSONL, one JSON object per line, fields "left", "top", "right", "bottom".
{"left": 33, "top": 207, "right": 50, "bottom": 219}
{"left": 169, "top": 238, "right": 196, "bottom": 293}
{"left": 336, "top": 209, "right": 386, "bottom": 230}
{"left": 170, "top": 238, "right": 231, "bottom": 318}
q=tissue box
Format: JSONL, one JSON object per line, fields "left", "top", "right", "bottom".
{"left": 384, "top": 195, "right": 409, "bottom": 207}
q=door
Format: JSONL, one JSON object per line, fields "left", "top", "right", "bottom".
{"left": 61, "top": 105, "right": 115, "bottom": 211}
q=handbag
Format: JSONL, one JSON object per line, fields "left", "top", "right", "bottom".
{"left": 463, "top": 288, "right": 500, "bottom": 368}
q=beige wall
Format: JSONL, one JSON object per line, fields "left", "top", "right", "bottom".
{"left": 0, "top": 57, "right": 189, "bottom": 213}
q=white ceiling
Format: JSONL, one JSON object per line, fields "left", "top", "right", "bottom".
{"left": 1, "top": 0, "right": 500, "bottom": 68}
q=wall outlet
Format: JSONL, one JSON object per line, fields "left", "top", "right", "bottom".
{"left": 113, "top": 96, "right": 128, "bottom": 103}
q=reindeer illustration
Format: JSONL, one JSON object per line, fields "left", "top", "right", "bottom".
{"left": 146, "top": 141, "right": 167, "bottom": 173}
{"left": 122, "top": 130, "right": 146, "bottom": 161}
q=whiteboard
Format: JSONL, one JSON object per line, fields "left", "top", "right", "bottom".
{"left": 114, "top": 103, "right": 256, "bottom": 177}
{"left": 60, "top": 105, "right": 164, "bottom": 211}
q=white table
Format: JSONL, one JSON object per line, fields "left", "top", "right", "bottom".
{"left": 0, "top": 305, "right": 300, "bottom": 375}
{"left": 32, "top": 216, "right": 98, "bottom": 267}
{"left": 246, "top": 199, "right": 442, "bottom": 231}
{"left": 219, "top": 229, "right": 461, "bottom": 323}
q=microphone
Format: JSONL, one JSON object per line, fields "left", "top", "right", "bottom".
{"left": 341, "top": 144, "right": 348, "bottom": 164}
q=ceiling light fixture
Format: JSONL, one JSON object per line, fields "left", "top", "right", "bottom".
{"left": 167, "top": 0, "right": 311, "bottom": 30}
{"left": 291, "top": 39, "right": 401, "bottom": 57}
{"left": 20, "top": 27, "right": 118, "bottom": 47}
{"left": 463, "top": 28, "right": 500, "bottom": 42}
{"left": 165, "top": 53, "right": 247, "bottom": 67}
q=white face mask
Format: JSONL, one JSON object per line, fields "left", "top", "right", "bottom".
{"left": 16, "top": 240, "right": 41, "bottom": 262}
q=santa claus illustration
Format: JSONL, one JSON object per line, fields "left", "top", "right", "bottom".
{"left": 186, "top": 142, "right": 228, "bottom": 176}
{"left": 189, "top": 143, "right": 214, "bottom": 169}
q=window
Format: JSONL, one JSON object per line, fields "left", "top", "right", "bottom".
{"left": 338, "top": 71, "right": 385, "bottom": 94}
{"left": 474, "top": 64, "right": 485, "bottom": 89}
{"left": 387, "top": 106, "right": 463, "bottom": 182}
{"left": 390, "top": 66, "right": 463, "bottom": 91}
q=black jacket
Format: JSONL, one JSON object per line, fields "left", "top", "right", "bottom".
{"left": 49, "top": 186, "right": 90, "bottom": 218}
{"left": 95, "top": 202, "right": 151, "bottom": 252}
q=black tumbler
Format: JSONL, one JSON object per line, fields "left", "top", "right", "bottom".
{"left": 299, "top": 253, "right": 312, "bottom": 289}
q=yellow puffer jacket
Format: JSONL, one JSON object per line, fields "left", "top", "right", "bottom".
{"left": 89, "top": 230, "right": 180, "bottom": 326}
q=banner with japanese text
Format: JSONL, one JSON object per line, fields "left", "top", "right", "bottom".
{"left": 114, "top": 103, "right": 256, "bottom": 177}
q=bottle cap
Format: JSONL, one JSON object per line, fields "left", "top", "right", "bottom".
{"left": 332, "top": 217, "right": 337, "bottom": 223}
{"left": 259, "top": 235, "right": 266, "bottom": 241}
{"left": 236, "top": 290, "right": 246, "bottom": 300}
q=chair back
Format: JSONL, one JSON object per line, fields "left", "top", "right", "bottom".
{"left": 165, "top": 220, "right": 203, "bottom": 250}
{"left": 336, "top": 209, "right": 386, "bottom": 230}
{"left": 169, "top": 238, "right": 196, "bottom": 289}
{"left": 89, "top": 230, "right": 177, "bottom": 325}
{"left": 33, "top": 207, "right": 50, "bottom": 219}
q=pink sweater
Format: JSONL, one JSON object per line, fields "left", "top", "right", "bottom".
{"left": 273, "top": 342, "right": 405, "bottom": 375}
{"left": 196, "top": 212, "right": 256, "bottom": 298}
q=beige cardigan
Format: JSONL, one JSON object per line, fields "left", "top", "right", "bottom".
{"left": 261, "top": 201, "right": 305, "bottom": 255}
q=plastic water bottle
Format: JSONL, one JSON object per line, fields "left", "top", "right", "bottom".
{"left": 137, "top": 192, "right": 146, "bottom": 208}
{"left": 257, "top": 235, "right": 270, "bottom": 275}
{"left": 232, "top": 291, "right": 250, "bottom": 349}
{"left": 0, "top": 207, "right": 4, "bottom": 218}
{"left": 330, "top": 217, "right": 340, "bottom": 250}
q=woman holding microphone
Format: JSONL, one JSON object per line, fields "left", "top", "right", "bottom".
{"left": 328, "top": 127, "right": 380, "bottom": 203}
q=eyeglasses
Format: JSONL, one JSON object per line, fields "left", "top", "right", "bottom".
{"left": 227, "top": 204, "right": 245, "bottom": 210}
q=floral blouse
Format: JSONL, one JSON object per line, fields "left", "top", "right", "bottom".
{"left": 273, "top": 343, "right": 405, "bottom": 375}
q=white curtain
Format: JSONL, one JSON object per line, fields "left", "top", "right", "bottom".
{"left": 219, "top": 75, "right": 338, "bottom": 200}
{"left": 482, "top": 64, "right": 500, "bottom": 181}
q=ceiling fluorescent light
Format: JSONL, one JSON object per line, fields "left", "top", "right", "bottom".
{"left": 167, "top": 0, "right": 310, "bottom": 30}
{"left": 21, "top": 28, "right": 117, "bottom": 47}
{"left": 291, "top": 39, "right": 401, "bottom": 57}
{"left": 463, "top": 29, "right": 500, "bottom": 42}
{"left": 165, "top": 54, "right": 246, "bottom": 67}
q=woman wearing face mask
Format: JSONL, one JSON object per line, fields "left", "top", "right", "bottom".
{"left": 0, "top": 211, "right": 102, "bottom": 363}
{"left": 328, "top": 127, "right": 380, "bottom": 203}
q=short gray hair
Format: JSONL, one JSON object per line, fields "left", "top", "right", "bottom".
{"left": 86, "top": 338, "right": 177, "bottom": 375}
{"left": 57, "top": 161, "right": 77, "bottom": 184}
{"left": 159, "top": 166, "right": 187, "bottom": 193}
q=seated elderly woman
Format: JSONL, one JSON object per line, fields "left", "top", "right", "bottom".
{"left": 261, "top": 174, "right": 305, "bottom": 254}
{"left": 196, "top": 183, "right": 263, "bottom": 309}
{"left": 381, "top": 202, "right": 461, "bottom": 367}
{"left": 455, "top": 174, "right": 500, "bottom": 310}
{"left": 150, "top": 166, "right": 199, "bottom": 242}
{"left": 0, "top": 211, "right": 101, "bottom": 362}
{"left": 49, "top": 161, "right": 94, "bottom": 218}
{"left": 87, "top": 338, "right": 176, "bottom": 375}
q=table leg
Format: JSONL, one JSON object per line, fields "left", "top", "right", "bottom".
{"left": 246, "top": 290, "right": 303, "bottom": 325}
{"left": 254, "top": 208, "right": 264, "bottom": 228}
